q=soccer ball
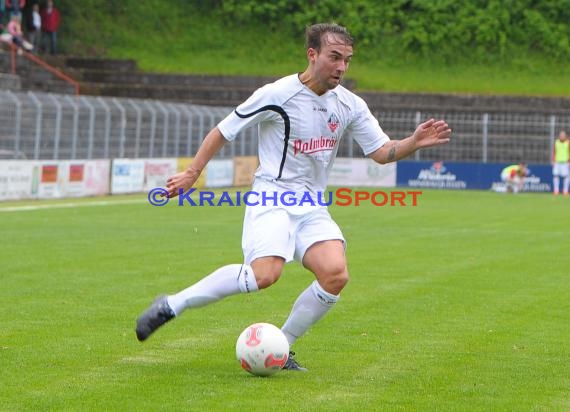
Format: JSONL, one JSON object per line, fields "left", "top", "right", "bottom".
{"left": 236, "top": 322, "right": 289, "bottom": 376}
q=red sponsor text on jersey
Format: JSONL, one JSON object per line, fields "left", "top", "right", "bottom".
{"left": 293, "top": 136, "right": 337, "bottom": 155}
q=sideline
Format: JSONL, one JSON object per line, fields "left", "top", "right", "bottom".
{"left": 0, "top": 198, "right": 143, "bottom": 212}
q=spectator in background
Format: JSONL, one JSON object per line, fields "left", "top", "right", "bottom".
{"left": 5, "top": 0, "right": 25, "bottom": 17}
{"left": 7, "top": 12, "right": 31, "bottom": 53}
{"left": 501, "top": 162, "right": 527, "bottom": 194}
{"left": 551, "top": 130, "right": 570, "bottom": 196}
{"left": 0, "top": 1, "right": 5, "bottom": 33}
{"left": 26, "top": 2, "right": 41, "bottom": 51}
{"left": 40, "top": 0, "right": 58, "bottom": 54}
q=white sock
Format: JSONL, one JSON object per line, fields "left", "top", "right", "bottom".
{"left": 166, "top": 264, "right": 258, "bottom": 316}
{"left": 553, "top": 176, "right": 560, "bottom": 192}
{"left": 281, "top": 280, "right": 339, "bottom": 345}
{"left": 563, "top": 177, "right": 569, "bottom": 193}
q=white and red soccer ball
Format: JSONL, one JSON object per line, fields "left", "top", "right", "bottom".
{"left": 236, "top": 322, "right": 289, "bottom": 376}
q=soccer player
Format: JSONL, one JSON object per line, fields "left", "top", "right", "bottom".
{"left": 501, "top": 163, "right": 527, "bottom": 193}
{"left": 136, "top": 23, "right": 452, "bottom": 371}
{"left": 552, "top": 130, "right": 570, "bottom": 195}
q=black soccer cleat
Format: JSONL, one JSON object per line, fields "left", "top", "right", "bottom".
{"left": 135, "top": 295, "right": 175, "bottom": 341}
{"left": 282, "top": 351, "right": 308, "bottom": 372}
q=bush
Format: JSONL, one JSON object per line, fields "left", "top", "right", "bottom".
{"left": 218, "top": 0, "right": 570, "bottom": 64}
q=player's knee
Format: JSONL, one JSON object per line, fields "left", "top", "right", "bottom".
{"left": 335, "top": 268, "right": 350, "bottom": 290}
{"left": 250, "top": 263, "right": 282, "bottom": 289}
{"left": 321, "top": 267, "right": 349, "bottom": 295}
{"left": 255, "top": 271, "right": 281, "bottom": 289}
{"left": 250, "top": 257, "right": 285, "bottom": 289}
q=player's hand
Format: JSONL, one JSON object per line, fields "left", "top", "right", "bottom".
{"left": 413, "top": 119, "right": 452, "bottom": 148}
{"left": 165, "top": 168, "right": 201, "bottom": 198}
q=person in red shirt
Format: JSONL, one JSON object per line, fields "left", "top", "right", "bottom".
{"left": 40, "top": 0, "right": 60, "bottom": 55}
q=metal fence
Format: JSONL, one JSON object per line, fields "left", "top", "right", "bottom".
{"left": 0, "top": 90, "right": 567, "bottom": 164}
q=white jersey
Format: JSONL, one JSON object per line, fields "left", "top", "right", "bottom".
{"left": 218, "top": 74, "right": 389, "bottom": 197}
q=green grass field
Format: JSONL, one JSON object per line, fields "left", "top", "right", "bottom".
{"left": 2, "top": 189, "right": 569, "bottom": 411}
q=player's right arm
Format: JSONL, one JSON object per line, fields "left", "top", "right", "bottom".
{"left": 165, "top": 127, "right": 227, "bottom": 198}
{"left": 163, "top": 81, "right": 281, "bottom": 198}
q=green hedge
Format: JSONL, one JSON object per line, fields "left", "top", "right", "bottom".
{"left": 218, "top": 0, "right": 570, "bottom": 63}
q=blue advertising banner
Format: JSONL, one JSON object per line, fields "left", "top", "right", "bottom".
{"left": 396, "top": 161, "right": 552, "bottom": 192}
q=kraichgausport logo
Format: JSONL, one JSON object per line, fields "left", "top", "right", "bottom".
{"left": 147, "top": 188, "right": 422, "bottom": 207}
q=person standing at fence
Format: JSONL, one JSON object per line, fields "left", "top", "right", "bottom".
{"left": 135, "top": 23, "right": 452, "bottom": 371}
{"left": 552, "top": 130, "right": 570, "bottom": 196}
{"left": 40, "top": 0, "right": 59, "bottom": 54}
{"left": 26, "top": 2, "right": 41, "bottom": 52}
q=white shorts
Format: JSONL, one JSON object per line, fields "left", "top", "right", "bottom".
{"left": 552, "top": 162, "right": 569, "bottom": 177}
{"left": 242, "top": 205, "right": 345, "bottom": 264}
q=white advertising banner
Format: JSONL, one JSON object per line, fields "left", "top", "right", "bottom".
{"left": 328, "top": 158, "right": 396, "bottom": 187}
{"left": 81, "top": 160, "right": 111, "bottom": 196}
{"left": 0, "top": 160, "right": 111, "bottom": 201}
{"left": 0, "top": 161, "right": 35, "bottom": 201}
{"left": 35, "top": 160, "right": 111, "bottom": 199}
{"left": 61, "top": 160, "right": 111, "bottom": 197}
{"left": 111, "top": 159, "right": 145, "bottom": 194}
{"left": 206, "top": 159, "right": 234, "bottom": 188}
{"left": 142, "top": 158, "right": 177, "bottom": 191}
{"left": 35, "top": 162, "right": 64, "bottom": 199}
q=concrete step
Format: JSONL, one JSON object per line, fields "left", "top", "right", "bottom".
{"left": 359, "top": 91, "right": 570, "bottom": 114}
{"left": 7, "top": 55, "right": 570, "bottom": 115}
{"left": 78, "top": 69, "right": 357, "bottom": 90}
{"left": 64, "top": 57, "right": 138, "bottom": 72}
{"left": 0, "top": 72, "right": 21, "bottom": 91}
{"left": 1, "top": 52, "right": 80, "bottom": 94}
{"left": 21, "top": 78, "right": 77, "bottom": 94}
{"left": 78, "top": 81, "right": 254, "bottom": 106}
{"left": 78, "top": 69, "right": 280, "bottom": 88}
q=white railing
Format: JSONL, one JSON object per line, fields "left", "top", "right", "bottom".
{"left": 1, "top": 90, "right": 567, "bottom": 163}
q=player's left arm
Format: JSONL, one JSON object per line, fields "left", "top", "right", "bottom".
{"left": 369, "top": 119, "right": 451, "bottom": 164}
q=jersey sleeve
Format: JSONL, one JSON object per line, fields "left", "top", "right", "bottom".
{"left": 347, "top": 106, "right": 390, "bottom": 156}
{"left": 217, "top": 85, "right": 278, "bottom": 142}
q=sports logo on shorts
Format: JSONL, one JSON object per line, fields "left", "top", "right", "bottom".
{"left": 327, "top": 113, "right": 339, "bottom": 133}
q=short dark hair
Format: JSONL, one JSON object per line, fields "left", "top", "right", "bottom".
{"left": 305, "top": 23, "right": 353, "bottom": 52}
